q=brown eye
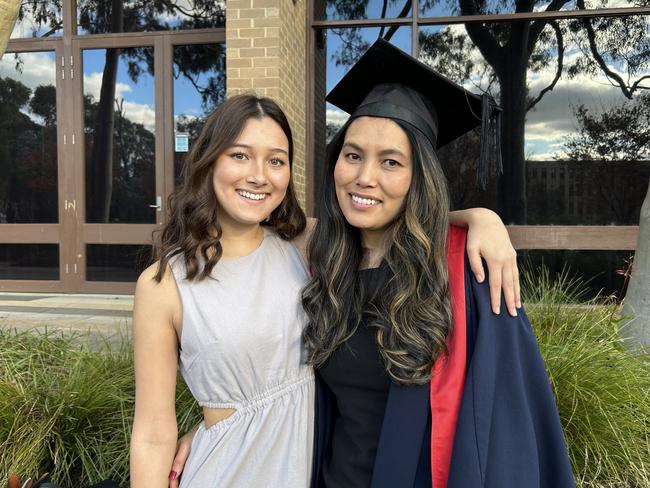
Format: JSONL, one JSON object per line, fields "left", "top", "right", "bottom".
{"left": 230, "top": 152, "right": 248, "bottom": 160}
{"left": 383, "top": 159, "right": 401, "bottom": 168}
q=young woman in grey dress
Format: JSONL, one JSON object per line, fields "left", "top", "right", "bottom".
{"left": 129, "top": 94, "right": 520, "bottom": 488}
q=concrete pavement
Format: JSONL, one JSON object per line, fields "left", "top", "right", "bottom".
{"left": 0, "top": 292, "right": 133, "bottom": 340}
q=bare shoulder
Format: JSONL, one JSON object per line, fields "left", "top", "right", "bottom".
{"left": 134, "top": 261, "right": 181, "bottom": 331}
{"left": 292, "top": 217, "right": 317, "bottom": 261}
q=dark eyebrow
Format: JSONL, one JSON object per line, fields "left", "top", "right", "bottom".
{"left": 342, "top": 141, "right": 406, "bottom": 158}
{"left": 229, "top": 143, "right": 288, "bottom": 156}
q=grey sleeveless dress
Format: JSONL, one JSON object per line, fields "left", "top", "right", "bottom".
{"left": 169, "top": 227, "right": 315, "bottom": 487}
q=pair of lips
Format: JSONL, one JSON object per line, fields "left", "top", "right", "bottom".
{"left": 237, "top": 189, "right": 268, "bottom": 201}
{"left": 350, "top": 193, "right": 381, "bottom": 206}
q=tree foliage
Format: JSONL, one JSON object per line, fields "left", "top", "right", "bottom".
{"left": 560, "top": 94, "right": 650, "bottom": 161}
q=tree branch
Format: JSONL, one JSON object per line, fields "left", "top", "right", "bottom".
{"left": 378, "top": 0, "right": 389, "bottom": 37}
{"left": 382, "top": 0, "right": 412, "bottom": 42}
{"left": 527, "top": 20, "right": 563, "bottom": 111}
{"left": 528, "top": 0, "right": 572, "bottom": 53}
{"left": 576, "top": 0, "right": 639, "bottom": 99}
{"left": 457, "top": 0, "right": 503, "bottom": 71}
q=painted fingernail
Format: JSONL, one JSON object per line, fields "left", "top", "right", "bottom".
{"left": 169, "top": 471, "right": 178, "bottom": 480}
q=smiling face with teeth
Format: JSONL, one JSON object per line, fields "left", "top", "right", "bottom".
{"left": 212, "top": 116, "right": 291, "bottom": 233}
{"left": 334, "top": 116, "right": 413, "bottom": 248}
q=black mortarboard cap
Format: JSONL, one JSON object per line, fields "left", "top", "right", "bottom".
{"left": 326, "top": 38, "right": 502, "bottom": 188}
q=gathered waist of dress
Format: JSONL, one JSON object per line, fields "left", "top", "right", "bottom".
{"left": 197, "top": 370, "right": 314, "bottom": 411}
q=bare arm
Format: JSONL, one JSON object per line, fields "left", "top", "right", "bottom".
{"left": 449, "top": 208, "right": 520, "bottom": 316}
{"left": 130, "top": 263, "right": 182, "bottom": 488}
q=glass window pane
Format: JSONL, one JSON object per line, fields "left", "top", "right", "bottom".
{"left": 77, "top": 0, "right": 225, "bottom": 35}
{"left": 0, "top": 51, "right": 58, "bottom": 224}
{"left": 173, "top": 43, "right": 226, "bottom": 184}
{"left": 419, "top": 0, "right": 640, "bottom": 18}
{"left": 83, "top": 47, "right": 156, "bottom": 224}
{"left": 11, "top": 1, "right": 62, "bottom": 39}
{"left": 86, "top": 244, "right": 151, "bottom": 282}
{"left": 413, "top": 17, "right": 650, "bottom": 224}
{"left": 521, "top": 250, "right": 633, "bottom": 300}
{"left": 315, "top": 0, "right": 413, "bottom": 21}
{"left": 0, "top": 244, "right": 59, "bottom": 280}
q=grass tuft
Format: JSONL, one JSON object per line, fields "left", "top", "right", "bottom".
{"left": 524, "top": 264, "right": 650, "bottom": 487}
{"left": 0, "top": 329, "right": 201, "bottom": 487}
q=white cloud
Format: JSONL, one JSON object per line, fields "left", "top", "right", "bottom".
{"left": 326, "top": 106, "right": 349, "bottom": 127}
{"left": 0, "top": 51, "right": 56, "bottom": 89}
{"left": 83, "top": 71, "right": 133, "bottom": 100}
{"left": 120, "top": 100, "right": 156, "bottom": 132}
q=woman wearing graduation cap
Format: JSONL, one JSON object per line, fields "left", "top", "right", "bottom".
{"left": 165, "top": 41, "right": 568, "bottom": 487}
{"left": 303, "top": 39, "right": 575, "bottom": 488}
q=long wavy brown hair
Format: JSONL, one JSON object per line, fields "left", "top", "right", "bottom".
{"left": 302, "top": 118, "right": 452, "bottom": 385}
{"left": 153, "top": 95, "right": 306, "bottom": 282}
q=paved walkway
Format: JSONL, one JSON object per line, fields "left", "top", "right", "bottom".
{"left": 0, "top": 292, "right": 133, "bottom": 340}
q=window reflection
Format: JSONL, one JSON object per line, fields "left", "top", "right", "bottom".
{"left": 419, "top": 0, "right": 639, "bottom": 17}
{"left": 315, "top": 0, "right": 412, "bottom": 20}
{"left": 0, "top": 51, "right": 58, "bottom": 224}
{"left": 173, "top": 43, "right": 226, "bottom": 183}
{"left": 77, "top": 0, "right": 226, "bottom": 35}
{"left": 414, "top": 19, "right": 650, "bottom": 224}
{"left": 83, "top": 47, "right": 156, "bottom": 224}
{"left": 0, "top": 244, "right": 59, "bottom": 280}
{"left": 521, "top": 250, "right": 633, "bottom": 299}
{"left": 86, "top": 244, "right": 150, "bottom": 282}
{"left": 11, "top": 1, "right": 63, "bottom": 38}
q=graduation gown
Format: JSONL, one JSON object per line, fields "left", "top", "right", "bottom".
{"left": 312, "top": 225, "right": 575, "bottom": 488}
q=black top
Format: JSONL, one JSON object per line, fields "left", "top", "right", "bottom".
{"left": 318, "top": 265, "right": 391, "bottom": 488}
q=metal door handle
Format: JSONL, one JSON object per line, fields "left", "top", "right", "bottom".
{"left": 149, "top": 195, "right": 162, "bottom": 210}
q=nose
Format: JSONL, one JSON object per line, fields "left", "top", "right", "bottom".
{"left": 246, "top": 159, "right": 268, "bottom": 186}
{"left": 356, "top": 160, "right": 378, "bottom": 188}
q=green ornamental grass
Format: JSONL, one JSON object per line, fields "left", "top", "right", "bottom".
{"left": 523, "top": 266, "right": 650, "bottom": 487}
{"left": 0, "top": 330, "right": 201, "bottom": 487}
{"left": 0, "top": 266, "right": 649, "bottom": 486}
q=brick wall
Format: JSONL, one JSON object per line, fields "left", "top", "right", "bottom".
{"left": 226, "top": 0, "right": 307, "bottom": 207}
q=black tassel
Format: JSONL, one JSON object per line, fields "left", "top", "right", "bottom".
{"left": 477, "top": 94, "right": 503, "bottom": 190}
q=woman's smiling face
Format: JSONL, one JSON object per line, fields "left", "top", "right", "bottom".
{"left": 334, "top": 116, "right": 413, "bottom": 243}
{"left": 212, "top": 116, "right": 290, "bottom": 233}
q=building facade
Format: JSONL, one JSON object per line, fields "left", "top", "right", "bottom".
{"left": 0, "top": 0, "right": 648, "bottom": 295}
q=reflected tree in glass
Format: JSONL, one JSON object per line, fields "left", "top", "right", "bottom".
{"left": 77, "top": 0, "right": 226, "bottom": 34}
{"left": 173, "top": 43, "right": 227, "bottom": 183}
{"left": 17, "top": 1, "right": 226, "bottom": 223}
{"left": 13, "top": 0, "right": 63, "bottom": 38}
{"left": 326, "top": 1, "right": 650, "bottom": 224}
{"left": 0, "top": 74, "right": 57, "bottom": 223}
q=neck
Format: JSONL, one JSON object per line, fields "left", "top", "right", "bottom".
{"left": 218, "top": 223, "right": 265, "bottom": 259}
{"left": 360, "top": 229, "right": 386, "bottom": 269}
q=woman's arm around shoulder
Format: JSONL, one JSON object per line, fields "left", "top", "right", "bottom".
{"left": 130, "top": 262, "right": 183, "bottom": 488}
{"left": 449, "top": 207, "right": 521, "bottom": 316}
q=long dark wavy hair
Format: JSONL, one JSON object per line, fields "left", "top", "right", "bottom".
{"left": 302, "top": 118, "right": 452, "bottom": 385}
{"left": 153, "top": 95, "right": 306, "bottom": 282}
